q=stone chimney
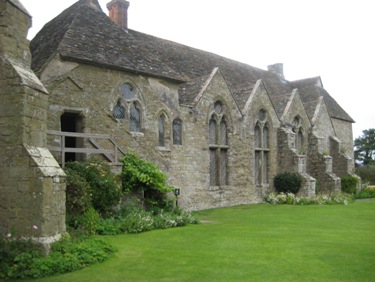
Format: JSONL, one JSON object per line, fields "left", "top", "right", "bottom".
{"left": 107, "top": 0, "right": 130, "bottom": 31}
{"left": 267, "top": 63, "right": 285, "bottom": 80}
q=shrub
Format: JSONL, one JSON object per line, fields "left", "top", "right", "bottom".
{"left": 273, "top": 172, "right": 302, "bottom": 194}
{"left": 356, "top": 164, "right": 375, "bottom": 185}
{"left": 341, "top": 175, "right": 358, "bottom": 194}
{"left": 0, "top": 234, "right": 115, "bottom": 280}
{"left": 79, "top": 207, "right": 101, "bottom": 235}
{"left": 121, "top": 152, "right": 173, "bottom": 209}
{"left": 354, "top": 187, "right": 375, "bottom": 199}
{"left": 96, "top": 207, "right": 199, "bottom": 235}
{"left": 65, "top": 160, "right": 122, "bottom": 215}
{"left": 65, "top": 168, "right": 92, "bottom": 216}
{"left": 265, "top": 192, "right": 353, "bottom": 205}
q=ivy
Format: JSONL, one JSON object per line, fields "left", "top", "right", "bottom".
{"left": 121, "top": 152, "right": 174, "bottom": 209}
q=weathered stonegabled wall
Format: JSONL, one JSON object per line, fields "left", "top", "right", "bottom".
{"left": 307, "top": 133, "right": 340, "bottom": 194}
{"left": 276, "top": 90, "right": 316, "bottom": 196}
{"left": 43, "top": 59, "right": 274, "bottom": 210}
{"left": 310, "top": 98, "right": 336, "bottom": 154}
{"left": 175, "top": 68, "right": 258, "bottom": 210}
{"left": 277, "top": 127, "right": 316, "bottom": 196}
{"left": 331, "top": 118, "right": 355, "bottom": 166}
{"left": 242, "top": 80, "right": 280, "bottom": 197}
{"left": 0, "top": 0, "right": 66, "bottom": 245}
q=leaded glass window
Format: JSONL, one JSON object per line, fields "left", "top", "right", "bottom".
{"left": 209, "top": 119, "right": 217, "bottom": 144}
{"left": 209, "top": 103, "right": 229, "bottom": 187}
{"left": 220, "top": 120, "right": 227, "bottom": 145}
{"left": 172, "top": 118, "right": 182, "bottom": 145}
{"left": 255, "top": 124, "right": 261, "bottom": 148}
{"left": 258, "top": 109, "right": 266, "bottom": 121}
{"left": 254, "top": 110, "right": 270, "bottom": 185}
{"left": 113, "top": 100, "right": 125, "bottom": 120}
{"left": 209, "top": 149, "right": 217, "bottom": 186}
{"left": 255, "top": 151, "right": 261, "bottom": 185}
{"left": 130, "top": 103, "right": 141, "bottom": 132}
{"left": 121, "top": 83, "right": 135, "bottom": 100}
{"left": 158, "top": 115, "right": 165, "bottom": 147}
{"left": 292, "top": 116, "right": 304, "bottom": 151}
{"left": 214, "top": 101, "right": 223, "bottom": 114}
{"left": 263, "top": 126, "right": 269, "bottom": 149}
{"left": 297, "top": 129, "right": 303, "bottom": 151}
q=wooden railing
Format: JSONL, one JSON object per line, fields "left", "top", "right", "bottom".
{"left": 47, "top": 130, "right": 126, "bottom": 167}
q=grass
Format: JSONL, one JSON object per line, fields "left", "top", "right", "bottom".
{"left": 22, "top": 200, "right": 375, "bottom": 282}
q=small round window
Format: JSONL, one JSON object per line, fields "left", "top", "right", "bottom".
{"left": 121, "top": 84, "right": 135, "bottom": 100}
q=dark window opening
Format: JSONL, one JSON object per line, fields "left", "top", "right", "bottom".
{"left": 61, "top": 112, "right": 83, "bottom": 162}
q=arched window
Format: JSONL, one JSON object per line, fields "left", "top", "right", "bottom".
{"left": 130, "top": 103, "right": 141, "bottom": 132}
{"left": 121, "top": 83, "right": 135, "bottom": 100}
{"left": 209, "top": 102, "right": 229, "bottom": 186}
{"left": 113, "top": 100, "right": 125, "bottom": 120}
{"left": 255, "top": 110, "right": 270, "bottom": 186}
{"left": 292, "top": 116, "right": 304, "bottom": 151}
{"left": 172, "top": 118, "right": 183, "bottom": 145}
{"left": 297, "top": 129, "right": 303, "bottom": 150}
{"left": 112, "top": 82, "right": 143, "bottom": 132}
{"left": 158, "top": 115, "right": 166, "bottom": 147}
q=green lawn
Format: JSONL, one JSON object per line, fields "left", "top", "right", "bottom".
{"left": 25, "top": 200, "right": 375, "bottom": 282}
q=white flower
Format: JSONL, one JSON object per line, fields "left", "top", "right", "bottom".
{"left": 6, "top": 232, "right": 11, "bottom": 238}
{"left": 33, "top": 225, "right": 38, "bottom": 230}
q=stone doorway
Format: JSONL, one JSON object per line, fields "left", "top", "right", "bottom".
{"left": 60, "top": 112, "right": 84, "bottom": 162}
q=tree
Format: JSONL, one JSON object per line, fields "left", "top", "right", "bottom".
{"left": 354, "top": 128, "right": 375, "bottom": 165}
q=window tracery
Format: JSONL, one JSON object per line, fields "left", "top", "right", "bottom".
{"left": 209, "top": 101, "right": 228, "bottom": 187}
{"left": 112, "top": 83, "right": 142, "bottom": 132}
{"left": 255, "top": 110, "right": 270, "bottom": 185}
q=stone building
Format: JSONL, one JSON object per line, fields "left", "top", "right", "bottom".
{"left": 27, "top": 0, "right": 355, "bottom": 211}
{"left": 0, "top": 0, "right": 66, "bottom": 244}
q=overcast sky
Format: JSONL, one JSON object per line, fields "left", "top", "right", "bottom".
{"left": 23, "top": 0, "right": 374, "bottom": 140}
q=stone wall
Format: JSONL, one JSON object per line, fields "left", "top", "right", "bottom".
{"left": 277, "top": 127, "right": 316, "bottom": 196}
{"left": 0, "top": 0, "right": 66, "bottom": 245}
{"left": 43, "top": 61, "right": 284, "bottom": 210}
{"left": 307, "top": 133, "right": 340, "bottom": 193}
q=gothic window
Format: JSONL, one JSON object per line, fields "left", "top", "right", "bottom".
{"left": 113, "top": 100, "right": 125, "bottom": 120}
{"left": 209, "top": 101, "right": 229, "bottom": 187}
{"left": 172, "top": 118, "right": 182, "bottom": 145}
{"left": 255, "top": 110, "right": 270, "bottom": 186}
{"left": 112, "top": 82, "right": 143, "bottom": 133}
{"left": 158, "top": 115, "right": 166, "bottom": 147}
{"left": 130, "top": 103, "right": 141, "bottom": 132}
{"left": 297, "top": 129, "right": 303, "bottom": 151}
{"left": 292, "top": 116, "right": 304, "bottom": 151}
{"left": 121, "top": 83, "right": 135, "bottom": 100}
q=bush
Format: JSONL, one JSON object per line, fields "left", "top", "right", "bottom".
{"left": 0, "top": 234, "right": 114, "bottom": 280}
{"left": 265, "top": 192, "right": 353, "bottom": 205}
{"left": 341, "top": 175, "right": 358, "bottom": 194}
{"left": 96, "top": 207, "right": 199, "bottom": 235}
{"left": 121, "top": 152, "right": 173, "bottom": 209}
{"left": 65, "top": 160, "right": 122, "bottom": 215}
{"left": 356, "top": 164, "right": 375, "bottom": 185}
{"left": 354, "top": 187, "right": 375, "bottom": 199}
{"left": 65, "top": 168, "right": 92, "bottom": 216}
{"left": 79, "top": 207, "right": 101, "bottom": 235}
{"left": 274, "top": 172, "right": 302, "bottom": 194}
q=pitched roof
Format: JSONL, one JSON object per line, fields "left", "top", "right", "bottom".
{"left": 9, "top": 0, "right": 30, "bottom": 16}
{"left": 30, "top": 0, "right": 354, "bottom": 123}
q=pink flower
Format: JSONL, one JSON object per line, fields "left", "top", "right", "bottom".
{"left": 32, "top": 225, "right": 38, "bottom": 230}
{"left": 6, "top": 232, "right": 11, "bottom": 238}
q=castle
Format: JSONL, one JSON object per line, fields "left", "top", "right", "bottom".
{"left": 1, "top": 0, "right": 356, "bottom": 240}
